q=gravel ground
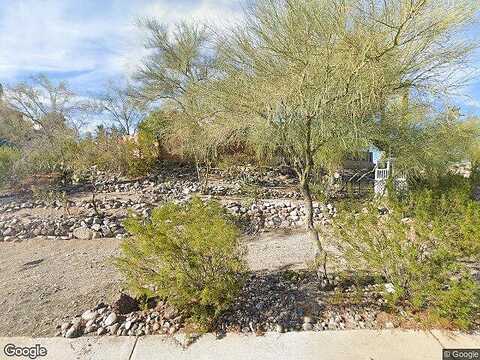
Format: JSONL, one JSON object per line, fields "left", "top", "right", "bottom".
{"left": 246, "top": 229, "right": 317, "bottom": 271}
{"left": 0, "top": 228, "right": 321, "bottom": 337}
{"left": 0, "top": 238, "right": 122, "bottom": 337}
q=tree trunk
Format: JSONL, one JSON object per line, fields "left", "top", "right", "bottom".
{"left": 202, "top": 161, "right": 210, "bottom": 194}
{"left": 301, "top": 178, "right": 323, "bottom": 252}
{"left": 301, "top": 176, "right": 328, "bottom": 282}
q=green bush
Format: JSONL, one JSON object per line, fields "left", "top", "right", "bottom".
{"left": 74, "top": 126, "right": 160, "bottom": 178}
{"left": 115, "top": 197, "right": 246, "bottom": 328}
{"left": 0, "top": 146, "right": 20, "bottom": 187}
{"left": 331, "top": 179, "right": 480, "bottom": 329}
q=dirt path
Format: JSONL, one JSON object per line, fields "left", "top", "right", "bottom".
{"left": 0, "top": 238, "right": 122, "bottom": 337}
{"left": 246, "top": 229, "right": 317, "bottom": 271}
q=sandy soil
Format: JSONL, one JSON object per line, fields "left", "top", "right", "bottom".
{"left": 0, "top": 238, "right": 122, "bottom": 337}
{"left": 246, "top": 229, "right": 316, "bottom": 271}
{"left": 0, "top": 228, "right": 320, "bottom": 337}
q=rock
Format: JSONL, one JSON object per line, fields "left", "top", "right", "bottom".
{"left": 328, "top": 319, "right": 337, "bottom": 330}
{"left": 163, "top": 306, "right": 177, "bottom": 320}
{"left": 84, "top": 325, "right": 97, "bottom": 334}
{"left": 385, "top": 322, "right": 395, "bottom": 329}
{"left": 104, "top": 312, "right": 118, "bottom": 326}
{"left": 275, "top": 324, "right": 284, "bottom": 333}
{"left": 72, "top": 227, "right": 92, "bottom": 240}
{"left": 112, "top": 293, "right": 139, "bottom": 314}
{"left": 65, "top": 327, "right": 80, "bottom": 338}
{"left": 302, "top": 323, "right": 313, "bottom": 331}
{"left": 303, "top": 316, "right": 312, "bottom": 324}
{"left": 384, "top": 283, "right": 395, "bottom": 294}
{"left": 108, "top": 323, "right": 119, "bottom": 334}
{"left": 97, "top": 327, "right": 106, "bottom": 336}
{"left": 61, "top": 322, "right": 71, "bottom": 332}
{"left": 85, "top": 319, "right": 95, "bottom": 328}
{"left": 81, "top": 309, "right": 98, "bottom": 321}
{"left": 152, "top": 322, "right": 161, "bottom": 332}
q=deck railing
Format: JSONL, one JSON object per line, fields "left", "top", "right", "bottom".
{"left": 375, "top": 167, "right": 390, "bottom": 180}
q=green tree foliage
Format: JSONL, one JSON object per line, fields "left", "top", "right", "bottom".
{"left": 331, "top": 177, "right": 480, "bottom": 329}
{"left": 0, "top": 75, "right": 88, "bottom": 184}
{"left": 210, "top": 0, "right": 479, "bottom": 264}
{"left": 74, "top": 126, "right": 130, "bottom": 176}
{"left": 135, "top": 20, "right": 242, "bottom": 191}
{"left": 0, "top": 146, "right": 20, "bottom": 187}
{"left": 115, "top": 197, "right": 246, "bottom": 327}
{"left": 376, "top": 103, "right": 480, "bottom": 180}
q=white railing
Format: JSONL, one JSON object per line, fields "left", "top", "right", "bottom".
{"left": 375, "top": 167, "right": 390, "bottom": 180}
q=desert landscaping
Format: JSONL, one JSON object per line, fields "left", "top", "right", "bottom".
{"left": 1, "top": 1, "right": 480, "bottom": 357}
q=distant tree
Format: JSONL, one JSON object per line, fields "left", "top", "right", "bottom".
{"left": 3, "top": 74, "right": 86, "bottom": 136}
{"left": 213, "top": 0, "right": 480, "bottom": 273}
{"left": 135, "top": 19, "right": 238, "bottom": 191}
{"left": 1, "top": 75, "right": 87, "bottom": 182}
{"left": 96, "top": 81, "right": 146, "bottom": 136}
{"left": 376, "top": 103, "right": 480, "bottom": 180}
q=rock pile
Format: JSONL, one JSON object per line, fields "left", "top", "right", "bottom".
{"left": 0, "top": 213, "right": 128, "bottom": 242}
{"left": 0, "top": 198, "right": 335, "bottom": 241}
{"left": 225, "top": 201, "right": 335, "bottom": 229}
{"left": 58, "top": 272, "right": 389, "bottom": 339}
{"left": 57, "top": 297, "right": 184, "bottom": 338}
{"left": 216, "top": 271, "right": 384, "bottom": 334}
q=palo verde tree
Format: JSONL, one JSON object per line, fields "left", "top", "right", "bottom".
{"left": 212, "top": 0, "right": 479, "bottom": 269}
{"left": 135, "top": 20, "right": 237, "bottom": 191}
{"left": 376, "top": 103, "right": 480, "bottom": 182}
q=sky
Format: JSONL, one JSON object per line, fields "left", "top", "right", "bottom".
{"left": 0, "top": 0, "right": 479, "bottom": 117}
{"left": 0, "top": 0, "right": 242, "bottom": 96}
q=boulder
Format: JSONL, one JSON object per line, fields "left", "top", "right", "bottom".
{"left": 112, "top": 293, "right": 139, "bottom": 315}
{"left": 72, "top": 227, "right": 92, "bottom": 240}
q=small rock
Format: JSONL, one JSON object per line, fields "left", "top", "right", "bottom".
{"left": 72, "top": 227, "right": 92, "bottom": 240}
{"left": 303, "top": 316, "right": 312, "bottom": 324}
{"left": 65, "top": 327, "right": 79, "bottom": 338}
{"left": 108, "top": 323, "right": 120, "bottom": 334}
{"left": 384, "top": 283, "right": 395, "bottom": 294}
{"left": 302, "top": 323, "right": 313, "bottom": 331}
{"left": 104, "top": 312, "right": 118, "bottom": 326}
{"left": 81, "top": 309, "right": 98, "bottom": 321}
{"left": 112, "top": 293, "right": 139, "bottom": 314}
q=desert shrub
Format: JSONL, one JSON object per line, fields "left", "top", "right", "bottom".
{"left": 115, "top": 197, "right": 246, "bottom": 328}
{"left": 0, "top": 146, "right": 20, "bottom": 187}
{"left": 124, "top": 129, "right": 160, "bottom": 177}
{"left": 74, "top": 128, "right": 130, "bottom": 176}
{"left": 331, "top": 180, "right": 480, "bottom": 329}
{"left": 74, "top": 125, "right": 161, "bottom": 178}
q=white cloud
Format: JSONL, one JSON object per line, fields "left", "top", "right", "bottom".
{"left": 0, "top": 0, "right": 242, "bottom": 93}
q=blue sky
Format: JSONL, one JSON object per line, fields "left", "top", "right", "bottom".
{"left": 0, "top": 0, "right": 479, "bottom": 116}
{"left": 0, "top": 0, "right": 241, "bottom": 96}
